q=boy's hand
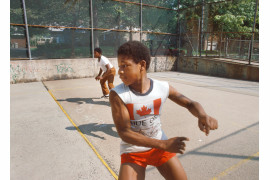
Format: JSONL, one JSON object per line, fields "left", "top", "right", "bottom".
{"left": 95, "top": 76, "right": 102, "bottom": 81}
{"left": 198, "top": 115, "right": 218, "bottom": 136}
{"left": 162, "top": 137, "right": 189, "bottom": 154}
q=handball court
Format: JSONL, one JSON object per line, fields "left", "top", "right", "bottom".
{"left": 11, "top": 71, "right": 259, "bottom": 180}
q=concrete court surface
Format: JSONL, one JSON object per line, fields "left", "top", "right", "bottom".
{"left": 11, "top": 71, "right": 259, "bottom": 180}
{"left": 10, "top": 82, "right": 114, "bottom": 180}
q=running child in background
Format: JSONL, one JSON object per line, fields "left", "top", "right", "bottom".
{"left": 109, "top": 41, "right": 218, "bottom": 180}
{"left": 94, "top": 48, "right": 116, "bottom": 98}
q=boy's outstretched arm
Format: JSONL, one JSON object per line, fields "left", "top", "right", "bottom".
{"left": 109, "top": 90, "right": 189, "bottom": 154}
{"left": 168, "top": 85, "right": 218, "bottom": 135}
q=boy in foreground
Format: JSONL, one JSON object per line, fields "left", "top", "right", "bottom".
{"left": 109, "top": 41, "right": 218, "bottom": 180}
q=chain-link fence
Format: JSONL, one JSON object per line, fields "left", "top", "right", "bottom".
{"left": 180, "top": 31, "right": 259, "bottom": 62}
{"left": 10, "top": 0, "right": 259, "bottom": 64}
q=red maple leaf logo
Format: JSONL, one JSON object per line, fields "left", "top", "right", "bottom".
{"left": 136, "top": 105, "right": 152, "bottom": 116}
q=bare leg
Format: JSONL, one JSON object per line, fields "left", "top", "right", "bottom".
{"left": 118, "top": 163, "right": 146, "bottom": 180}
{"left": 157, "top": 156, "right": 187, "bottom": 180}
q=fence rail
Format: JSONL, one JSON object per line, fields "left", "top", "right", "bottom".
{"left": 10, "top": 0, "right": 259, "bottom": 64}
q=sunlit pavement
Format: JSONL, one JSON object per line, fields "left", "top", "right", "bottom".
{"left": 11, "top": 71, "right": 259, "bottom": 180}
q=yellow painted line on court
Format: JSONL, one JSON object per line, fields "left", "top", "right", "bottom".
{"left": 45, "top": 86, "right": 118, "bottom": 179}
{"left": 211, "top": 152, "right": 259, "bottom": 180}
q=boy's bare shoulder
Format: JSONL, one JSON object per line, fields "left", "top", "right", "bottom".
{"left": 109, "top": 86, "right": 125, "bottom": 105}
{"left": 109, "top": 90, "right": 119, "bottom": 101}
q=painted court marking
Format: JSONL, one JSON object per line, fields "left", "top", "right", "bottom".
{"left": 42, "top": 82, "right": 118, "bottom": 180}
{"left": 42, "top": 80, "right": 258, "bottom": 180}
{"left": 211, "top": 152, "right": 259, "bottom": 180}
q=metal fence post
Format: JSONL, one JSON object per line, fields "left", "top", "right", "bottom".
{"left": 225, "top": 37, "right": 228, "bottom": 57}
{"left": 199, "top": 0, "right": 205, "bottom": 57}
{"left": 90, "top": 0, "right": 94, "bottom": 58}
{"left": 140, "top": 0, "right": 142, "bottom": 42}
{"left": 21, "top": 0, "right": 32, "bottom": 60}
{"left": 199, "top": 18, "right": 201, "bottom": 56}
{"left": 176, "top": 0, "right": 181, "bottom": 71}
{"left": 248, "top": 0, "right": 258, "bottom": 64}
{"left": 219, "top": 31, "right": 221, "bottom": 57}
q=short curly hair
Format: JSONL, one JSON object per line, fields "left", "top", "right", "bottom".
{"left": 94, "top": 47, "right": 102, "bottom": 54}
{"left": 117, "top": 41, "right": 151, "bottom": 70}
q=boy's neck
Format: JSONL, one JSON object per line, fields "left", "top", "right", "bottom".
{"left": 129, "top": 76, "right": 150, "bottom": 94}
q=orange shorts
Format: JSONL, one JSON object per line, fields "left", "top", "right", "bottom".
{"left": 121, "top": 148, "right": 176, "bottom": 168}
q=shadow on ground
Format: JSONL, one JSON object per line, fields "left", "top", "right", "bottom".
{"left": 146, "top": 121, "right": 259, "bottom": 172}
{"left": 66, "top": 123, "right": 119, "bottom": 140}
{"left": 58, "top": 97, "right": 110, "bottom": 107}
{"left": 177, "top": 121, "right": 259, "bottom": 160}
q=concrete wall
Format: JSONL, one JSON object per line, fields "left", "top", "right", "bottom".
{"left": 10, "top": 56, "right": 258, "bottom": 84}
{"left": 177, "top": 57, "right": 259, "bottom": 81}
{"left": 10, "top": 58, "right": 118, "bottom": 84}
{"left": 10, "top": 57, "right": 177, "bottom": 84}
{"left": 148, "top": 56, "right": 177, "bottom": 72}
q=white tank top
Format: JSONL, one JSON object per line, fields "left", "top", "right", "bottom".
{"left": 99, "top": 55, "right": 113, "bottom": 72}
{"left": 112, "top": 79, "right": 169, "bottom": 155}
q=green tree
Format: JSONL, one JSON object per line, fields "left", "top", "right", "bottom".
{"left": 211, "top": 0, "right": 259, "bottom": 37}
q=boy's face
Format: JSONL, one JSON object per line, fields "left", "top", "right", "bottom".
{"left": 94, "top": 51, "right": 101, "bottom": 58}
{"left": 117, "top": 55, "right": 142, "bottom": 86}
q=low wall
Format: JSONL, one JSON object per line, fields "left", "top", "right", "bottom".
{"left": 10, "top": 56, "right": 258, "bottom": 83}
{"left": 148, "top": 56, "right": 177, "bottom": 72}
{"left": 177, "top": 57, "right": 259, "bottom": 81}
{"left": 10, "top": 58, "right": 118, "bottom": 84}
{"left": 10, "top": 57, "right": 177, "bottom": 84}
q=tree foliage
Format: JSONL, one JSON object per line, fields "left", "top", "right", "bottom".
{"left": 212, "top": 0, "right": 259, "bottom": 36}
{"left": 10, "top": 0, "right": 259, "bottom": 58}
{"left": 10, "top": 0, "right": 259, "bottom": 35}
